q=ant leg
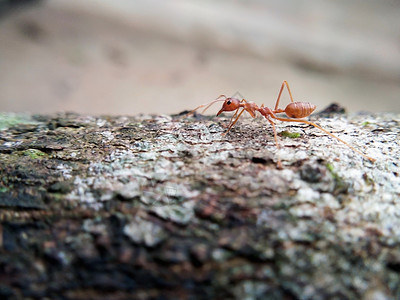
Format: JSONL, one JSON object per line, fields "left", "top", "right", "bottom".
{"left": 265, "top": 117, "right": 282, "bottom": 168}
{"left": 225, "top": 108, "right": 241, "bottom": 128}
{"left": 223, "top": 99, "right": 258, "bottom": 135}
{"left": 271, "top": 116, "right": 376, "bottom": 162}
{"left": 222, "top": 108, "right": 245, "bottom": 135}
{"left": 223, "top": 108, "right": 245, "bottom": 135}
{"left": 274, "top": 80, "right": 295, "bottom": 111}
{"left": 223, "top": 100, "right": 248, "bottom": 131}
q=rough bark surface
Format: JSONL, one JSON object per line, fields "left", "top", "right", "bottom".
{"left": 0, "top": 109, "right": 399, "bottom": 299}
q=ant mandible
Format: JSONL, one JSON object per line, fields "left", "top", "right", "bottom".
{"left": 189, "top": 81, "right": 376, "bottom": 167}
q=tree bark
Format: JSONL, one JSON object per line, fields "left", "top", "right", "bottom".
{"left": 0, "top": 110, "right": 399, "bottom": 299}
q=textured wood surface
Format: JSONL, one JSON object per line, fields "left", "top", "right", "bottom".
{"left": 0, "top": 110, "right": 399, "bottom": 299}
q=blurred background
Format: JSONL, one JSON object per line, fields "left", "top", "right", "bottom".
{"left": 0, "top": 0, "right": 399, "bottom": 115}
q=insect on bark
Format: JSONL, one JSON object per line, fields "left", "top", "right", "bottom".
{"left": 188, "top": 81, "right": 376, "bottom": 168}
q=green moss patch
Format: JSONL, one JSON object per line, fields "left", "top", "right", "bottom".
{"left": 279, "top": 130, "right": 301, "bottom": 138}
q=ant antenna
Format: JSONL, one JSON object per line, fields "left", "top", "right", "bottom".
{"left": 183, "top": 95, "right": 227, "bottom": 118}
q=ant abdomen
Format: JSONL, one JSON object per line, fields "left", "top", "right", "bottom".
{"left": 285, "top": 102, "right": 316, "bottom": 118}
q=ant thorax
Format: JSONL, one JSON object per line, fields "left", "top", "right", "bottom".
{"left": 258, "top": 105, "right": 274, "bottom": 117}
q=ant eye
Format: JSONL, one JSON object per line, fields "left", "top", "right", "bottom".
{"left": 227, "top": 100, "right": 232, "bottom": 105}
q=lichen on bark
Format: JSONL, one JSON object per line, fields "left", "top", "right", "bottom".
{"left": 0, "top": 110, "right": 399, "bottom": 299}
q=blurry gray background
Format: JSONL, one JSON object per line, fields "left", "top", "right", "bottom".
{"left": 0, "top": 0, "right": 399, "bottom": 115}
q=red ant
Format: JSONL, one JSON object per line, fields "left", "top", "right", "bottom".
{"left": 189, "top": 81, "right": 376, "bottom": 167}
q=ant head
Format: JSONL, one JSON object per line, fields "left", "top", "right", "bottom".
{"left": 217, "top": 98, "right": 241, "bottom": 116}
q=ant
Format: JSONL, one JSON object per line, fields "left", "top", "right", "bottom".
{"left": 188, "top": 81, "right": 376, "bottom": 167}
